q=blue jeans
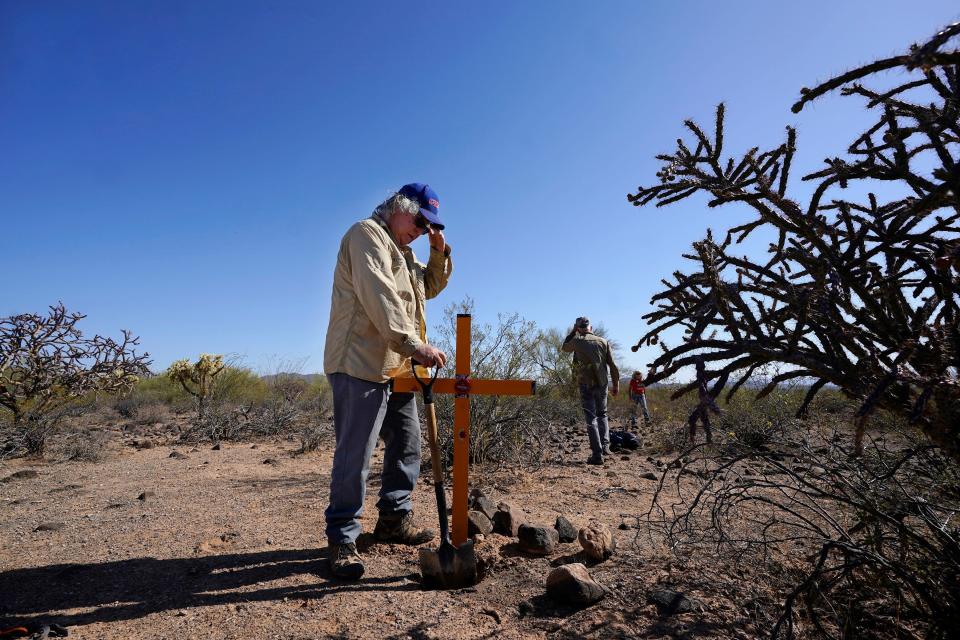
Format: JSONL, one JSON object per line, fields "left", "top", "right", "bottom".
{"left": 324, "top": 373, "right": 421, "bottom": 545}
{"left": 578, "top": 384, "right": 610, "bottom": 456}
{"left": 631, "top": 394, "right": 651, "bottom": 426}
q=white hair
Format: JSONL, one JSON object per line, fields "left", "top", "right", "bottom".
{"left": 374, "top": 192, "right": 419, "bottom": 221}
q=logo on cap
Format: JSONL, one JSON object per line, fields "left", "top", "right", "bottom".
{"left": 428, "top": 199, "right": 440, "bottom": 209}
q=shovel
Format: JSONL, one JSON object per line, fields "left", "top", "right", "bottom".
{"left": 412, "top": 364, "right": 478, "bottom": 589}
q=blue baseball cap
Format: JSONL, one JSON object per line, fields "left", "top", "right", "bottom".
{"left": 398, "top": 183, "right": 444, "bottom": 230}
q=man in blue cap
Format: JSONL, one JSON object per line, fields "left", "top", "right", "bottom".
{"left": 323, "top": 183, "right": 453, "bottom": 579}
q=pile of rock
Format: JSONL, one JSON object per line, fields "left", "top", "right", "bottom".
{"left": 467, "top": 489, "right": 613, "bottom": 606}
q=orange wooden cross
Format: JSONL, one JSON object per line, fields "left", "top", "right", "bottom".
{"left": 393, "top": 313, "right": 536, "bottom": 545}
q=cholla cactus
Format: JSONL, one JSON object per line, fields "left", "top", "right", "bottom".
{"left": 166, "top": 354, "right": 225, "bottom": 420}
{"left": 0, "top": 302, "right": 151, "bottom": 455}
{"left": 628, "top": 23, "right": 960, "bottom": 459}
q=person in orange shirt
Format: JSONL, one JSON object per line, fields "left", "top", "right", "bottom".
{"left": 629, "top": 371, "right": 651, "bottom": 429}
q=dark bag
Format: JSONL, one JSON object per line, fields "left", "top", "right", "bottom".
{"left": 609, "top": 430, "right": 640, "bottom": 450}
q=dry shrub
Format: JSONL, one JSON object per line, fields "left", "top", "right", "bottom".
{"left": 297, "top": 421, "right": 333, "bottom": 454}
{"left": 644, "top": 422, "right": 960, "bottom": 639}
{"left": 52, "top": 428, "right": 109, "bottom": 462}
{"left": 430, "top": 298, "right": 582, "bottom": 471}
{"left": 132, "top": 402, "right": 168, "bottom": 427}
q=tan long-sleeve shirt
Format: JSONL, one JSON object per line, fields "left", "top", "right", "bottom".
{"left": 323, "top": 214, "right": 452, "bottom": 382}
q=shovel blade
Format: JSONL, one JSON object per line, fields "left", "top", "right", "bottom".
{"left": 418, "top": 538, "right": 478, "bottom": 589}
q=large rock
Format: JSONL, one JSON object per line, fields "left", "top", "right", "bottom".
{"left": 546, "top": 563, "right": 605, "bottom": 605}
{"left": 518, "top": 524, "right": 559, "bottom": 555}
{"left": 554, "top": 516, "right": 577, "bottom": 543}
{"left": 468, "top": 510, "right": 493, "bottom": 536}
{"left": 472, "top": 496, "right": 497, "bottom": 520}
{"left": 578, "top": 521, "right": 616, "bottom": 561}
{"left": 492, "top": 502, "right": 525, "bottom": 537}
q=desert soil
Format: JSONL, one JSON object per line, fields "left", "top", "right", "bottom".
{"left": 1, "top": 424, "right": 766, "bottom": 639}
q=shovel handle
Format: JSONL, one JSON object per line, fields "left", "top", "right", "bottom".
{"left": 423, "top": 401, "right": 445, "bottom": 486}
{"left": 425, "top": 401, "right": 452, "bottom": 544}
{"left": 413, "top": 364, "right": 451, "bottom": 543}
{"left": 412, "top": 364, "right": 443, "bottom": 487}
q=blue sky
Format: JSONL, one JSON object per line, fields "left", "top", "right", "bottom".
{"left": 2, "top": 1, "right": 957, "bottom": 375}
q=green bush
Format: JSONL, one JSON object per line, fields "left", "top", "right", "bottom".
{"left": 299, "top": 376, "right": 332, "bottom": 415}
{"left": 132, "top": 374, "right": 192, "bottom": 405}
{"left": 211, "top": 366, "right": 268, "bottom": 406}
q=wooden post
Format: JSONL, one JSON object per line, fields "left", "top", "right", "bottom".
{"left": 452, "top": 314, "right": 471, "bottom": 545}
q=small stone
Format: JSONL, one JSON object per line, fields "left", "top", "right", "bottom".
{"left": 138, "top": 440, "right": 154, "bottom": 449}
{"left": 2, "top": 470, "right": 39, "bottom": 482}
{"left": 35, "top": 522, "right": 65, "bottom": 532}
{"left": 554, "top": 516, "right": 577, "bottom": 543}
{"left": 212, "top": 443, "right": 221, "bottom": 450}
{"left": 250, "top": 444, "right": 258, "bottom": 449}
{"left": 647, "top": 589, "right": 705, "bottom": 615}
{"left": 263, "top": 458, "right": 278, "bottom": 465}
{"left": 467, "top": 510, "right": 493, "bottom": 536}
{"left": 620, "top": 455, "right": 630, "bottom": 461}
{"left": 492, "top": 502, "right": 525, "bottom": 537}
{"left": 137, "top": 490, "right": 156, "bottom": 501}
{"left": 169, "top": 450, "right": 189, "bottom": 460}
{"left": 640, "top": 472, "right": 658, "bottom": 481}
{"left": 517, "top": 524, "right": 558, "bottom": 555}
{"left": 480, "top": 607, "right": 501, "bottom": 624}
{"left": 578, "top": 521, "right": 616, "bottom": 561}
{"left": 546, "top": 563, "right": 605, "bottom": 605}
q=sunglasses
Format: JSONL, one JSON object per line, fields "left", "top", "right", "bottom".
{"left": 414, "top": 213, "right": 432, "bottom": 233}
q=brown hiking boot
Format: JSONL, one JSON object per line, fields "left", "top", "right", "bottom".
{"left": 374, "top": 511, "right": 436, "bottom": 545}
{"left": 328, "top": 542, "right": 364, "bottom": 580}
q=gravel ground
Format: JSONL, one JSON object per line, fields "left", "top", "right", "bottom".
{"left": 0, "top": 426, "right": 765, "bottom": 639}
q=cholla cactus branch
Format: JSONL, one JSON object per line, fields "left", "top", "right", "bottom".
{"left": 629, "top": 25, "right": 960, "bottom": 459}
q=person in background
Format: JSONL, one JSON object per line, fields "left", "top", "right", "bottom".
{"left": 561, "top": 316, "right": 620, "bottom": 465}
{"left": 629, "top": 370, "right": 652, "bottom": 429}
